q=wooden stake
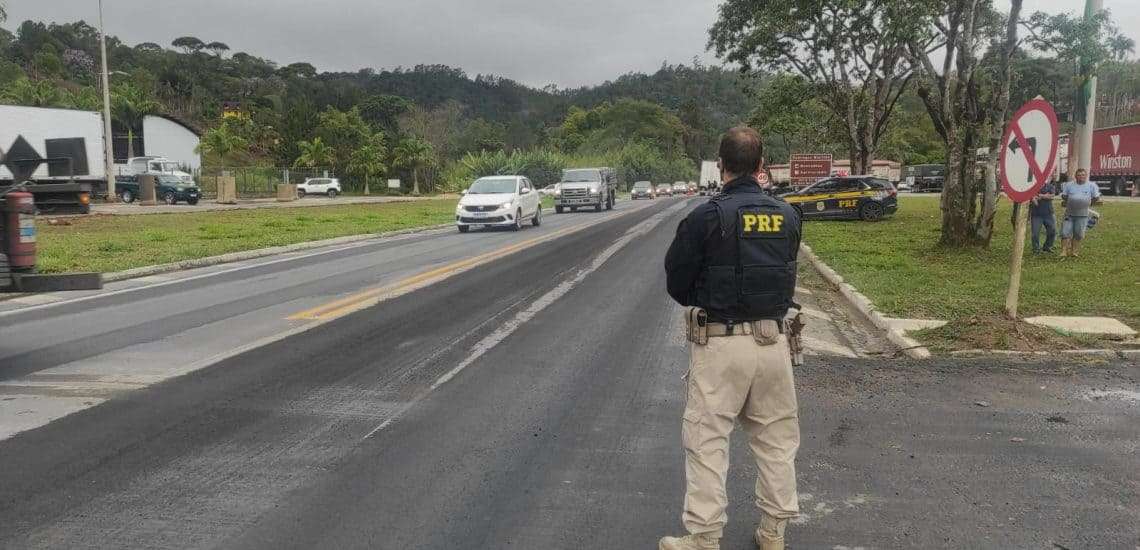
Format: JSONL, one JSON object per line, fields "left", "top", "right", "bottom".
{"left": 1004, "top": 202, "right": 1029, "bottom": 319}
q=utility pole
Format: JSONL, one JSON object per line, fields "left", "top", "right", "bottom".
{"left": 98, "top": 0, "right": 116, "bottom": 198}
{"left": 1072, "top": 0, "right": 1103, "bottom": 177}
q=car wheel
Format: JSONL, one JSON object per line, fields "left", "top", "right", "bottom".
{"left": 532, "top": 206, "right": 542, "bottom": 227}
{"left": 571, "top": 207, "right": 578, "bottom": 212}
{"left": 860, "top": 202, "right": 885, "bottom": 221}
{"left": 163, "top": 191, "right": 176, "bottom": 205}
{"left": 458, "top": 225, "right": 469, "bottom": 233}
{"left": 327, "top": 189, "right": 338, "bottom": 198}
{"left": 187, "top": 198, "right": 199, "bottom": 205}
{"left": 512, "top": 209, "right": 523, "bottom": 231}
{"left": 297, "top": 189, "right": 306, "bottom": 198}
{"left": 121, "top": 190, "right": 134, "bottom": 203}
{"left": 606, "top": 194, "right": 614, "bottom": 210}
{"left": 555, "top": 205, "right": 564, "bottom": 214}
{"left": 595, "top": 200, "right": 602, "bottom": 212}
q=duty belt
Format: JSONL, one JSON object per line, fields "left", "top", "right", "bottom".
{"left": 706, "top": 319, "right": 784, "bottom": 337}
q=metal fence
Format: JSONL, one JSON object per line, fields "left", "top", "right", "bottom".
{"left": 195, "top": 167, "right": 335, "bottom": 199}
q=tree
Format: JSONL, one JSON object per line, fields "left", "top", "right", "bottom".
{"left": 204, "top": 41, "right": 230, "bottom": 57}
{"left": 313, "top": 106, "right": 371, "bottom": 177}
{"left": 196, "top": 122, "right": 249, "bottom": 166}
{"left": 359, "top": 94, "right": 412, "bottom": 135}
{"left": 111, "top": 82, "right": 162, "bottom": 158}
{"left": 280, "top": 62, "right": 317, "bottom": 79}
{"left": 710, "top": 0, "right": 915, "bottom": 174}
{"left": 135, "top": 42, "right": 163, "bottom": 53}
{"left": 171, "top": 36, "right": 205, "bottom": 54}
{"left": 293, "top": 137, "right": 335, "bottom": 169}
{"left": 1, "top": 77, "right": 64, "bottom": 107}
{"left": 347, "top": 134, "right": 388, "bottom": 195}
{"left": 392, "top": 137, "right": 435, "bottom": 195}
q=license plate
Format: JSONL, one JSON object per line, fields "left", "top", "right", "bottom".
{"left": 469, "top": 224, "right": 484, "bottom": 230}
{"left": 471, "top": 212, "right": 488, "bottom": 218}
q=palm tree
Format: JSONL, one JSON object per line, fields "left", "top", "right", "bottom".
{"left": 347, "top": 134, "right": 388, "bottom": 195}
{"left": 111, "top": 83, "right": 161, "bottom": 158}
{"left": 293, "top": 137, "right": 335, "bottom": 169}
{"left": 393, "top": 137, "right": 435, "bottom": 195}
{"left": 196, "top": 123, "right": 249, "bottom": 167}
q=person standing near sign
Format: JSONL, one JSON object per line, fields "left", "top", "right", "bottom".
{"left": 1030, "top": 176, "right": 1059, "bottom": 254}
{"left": 660, "top": 127, "right": 804, "bottom": 550}
{"left": 1060, "top": 168, "right": 1101, "bottom": 257}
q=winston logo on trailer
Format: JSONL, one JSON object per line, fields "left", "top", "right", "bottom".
{"left": 1099, "top": 134, "right": 1133, "bottom": 170}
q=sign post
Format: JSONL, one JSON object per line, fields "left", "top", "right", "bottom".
{"left": 999, "top": 98, "right": 1059, "bottom": 319}
{"left": 790, "top": 154, "right": 832, "bottom": 187}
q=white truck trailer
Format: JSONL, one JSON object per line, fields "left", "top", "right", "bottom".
{"left": 0, "top": 105, "right": 102, "bottom": 213}
{"left": 699, "top": 160, "right": 719, "bottom": 195}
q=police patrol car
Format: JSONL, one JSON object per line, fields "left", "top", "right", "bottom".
{"left": 781, "top": 176, "right": 899, "bottom": 221}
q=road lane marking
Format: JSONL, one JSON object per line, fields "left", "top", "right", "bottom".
{"left": 363, "top": 200, "right": 693, "bottom": 439}
{"left": 287, "top": 203, "right": 658, "bottom": 322}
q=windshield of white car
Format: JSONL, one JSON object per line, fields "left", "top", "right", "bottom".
{"left": 562, "top": 169, "right": 601, "bottom": 182}
{"left": 633, "top": 182, "right": 651, "bottom": 189}
{"left": 467, "top": 178, "right": 517, "bottom": 194}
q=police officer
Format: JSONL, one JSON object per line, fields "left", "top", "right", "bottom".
{"left": 660, "top": 127, "right": 802, "bottom": 550}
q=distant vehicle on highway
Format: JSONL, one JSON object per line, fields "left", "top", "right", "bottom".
{"left": 699, "top": 160, "right": 718, "bottom": 195}
{"left": 115, "top": 174, "right": 200, "bottom": 205}
{"left": 121, "top": 156, "right": 195, "bottom": 185}
{"left": 631, "top": 181, "right": 656, "bottom": 199}
{"left": 456, "top": 175, "right": 542, "bottom": 232}
{"left": 672, "top": 182, "right": 688, "bottom": 196}
{"left": 297, "top": 177, "right": 341, "bottom": 198}
{"left": 554, "top": 167, "right": 617, "bottom": 213}
{"left": 539, "top": 184, "right": 558, "bottom": 197}
{"left": 782, "top": 176, "right": 898, "bottom": 221}
{"left": 656, "top": 183, "right": 673, "bottom": 197}
{"left": 903, "top": 164, "right": 944, "bottom": 193}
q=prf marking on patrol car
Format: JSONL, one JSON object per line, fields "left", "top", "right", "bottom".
{"left": 837, "top": 199, "right": 859, "bottom": 208}
{"left": 741, "top": 213, "right": 784, "bottom": 234}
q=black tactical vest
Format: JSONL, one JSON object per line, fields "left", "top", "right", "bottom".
{"left": 694, "top": 187, "right": 799, "bottom": 321}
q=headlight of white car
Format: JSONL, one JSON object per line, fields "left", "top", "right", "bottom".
{"left": 589, "top": 186, "right": 599, "bottom": 194}
{"left": 500, "top": 202, "right": 513, "bottom": 210}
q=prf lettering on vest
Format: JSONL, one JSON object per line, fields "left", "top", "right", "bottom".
{"left": 741, "top": 212, "right": 784, "bottom": 235}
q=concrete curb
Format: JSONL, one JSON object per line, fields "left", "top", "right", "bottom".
{"left": 950, "top": 348, "right": 1138, "bottom": 360}
{"left": 800, "top": 243, "right": 932, "bottom": 359}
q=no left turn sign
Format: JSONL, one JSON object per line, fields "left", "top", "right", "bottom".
{"left": 999, "top": 98, "right": 1059, "bottom": 203}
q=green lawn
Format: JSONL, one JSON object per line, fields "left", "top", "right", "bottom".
{"left": 803, "top": 196, "right": 1140, "bottom": 328}
{"left": 38, "top": 199, "right": 458, "bottom": 274}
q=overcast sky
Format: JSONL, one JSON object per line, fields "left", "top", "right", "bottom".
{"left": 5, "top": 0, "right": 1138, "bottom": 89}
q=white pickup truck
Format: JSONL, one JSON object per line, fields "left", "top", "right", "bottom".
{"left": 119, "top": 156, "right": 195, "bottom": 185}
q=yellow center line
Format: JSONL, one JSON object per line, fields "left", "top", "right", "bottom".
{"left": 286, "top": 220, "right": 593, "bottom": 322}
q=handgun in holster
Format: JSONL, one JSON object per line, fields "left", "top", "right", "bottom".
{"left": 786, "top": 312, "right": 805, "bottom": 367}
{"left": 685, "top": 307, "right": 708, "bottom": 345}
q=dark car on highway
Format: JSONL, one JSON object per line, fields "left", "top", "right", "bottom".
{"left": 116, "top": 174, "right": 201, "bottom": 205}
{"left": 781, "top": 176, "right": 898, "bottom": 221}
{"left": 631, "top": 181, "right": 656, "bottom": 199}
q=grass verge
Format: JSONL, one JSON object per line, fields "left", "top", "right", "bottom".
{"left": 38, "top": 199, "right": 457, "bottom": 274}
{"left": 803, "top": 195, "right": 1139, "bottom": 332}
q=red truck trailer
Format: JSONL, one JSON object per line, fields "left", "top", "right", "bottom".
{"left": 1071, "top": 122, "right": 1140, "bottom": 196}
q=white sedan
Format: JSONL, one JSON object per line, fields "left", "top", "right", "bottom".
{"left": 456, "top": 175, "right": 543, "bottom": 232}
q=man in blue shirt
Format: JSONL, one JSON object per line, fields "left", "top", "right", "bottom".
{"left": 1030, "top": 177, "right": 1058, "bottom": 253}
{"left": 1060, "top": 168, "right": 1101, "bottom": 257}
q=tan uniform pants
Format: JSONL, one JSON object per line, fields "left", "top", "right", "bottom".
{"left": 681, "top": 320, "right": 800, "bottom": 537}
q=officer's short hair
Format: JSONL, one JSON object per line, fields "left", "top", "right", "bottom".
{"left": 719, "top": 127, "right": 764, "bottom": 176}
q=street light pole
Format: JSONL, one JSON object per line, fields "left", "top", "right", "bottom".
{"left": 98, "top": 0, "right": 116, "bottom": 198}
{"left": 1072, "top": 0, "right": 1103, "bottom": 177}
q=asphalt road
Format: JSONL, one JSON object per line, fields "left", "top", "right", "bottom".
{"left": 1, "top": 197, "right": 1137, "bottom": 549}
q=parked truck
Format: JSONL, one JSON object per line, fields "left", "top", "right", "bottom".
{"left": 0, "top": 105, "right": 99, "bottom": 213}
{"left": 699, "top": 160, "right": 719, "bottom": 195}
{"left": 553, "top": 167, "right": 617, "bottom": 213}
{"left": 902, "top": 164, "right": 945, "bottom": 193}
{"left": 1082, "top": 123, "right": 1138, "bottom": 196}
